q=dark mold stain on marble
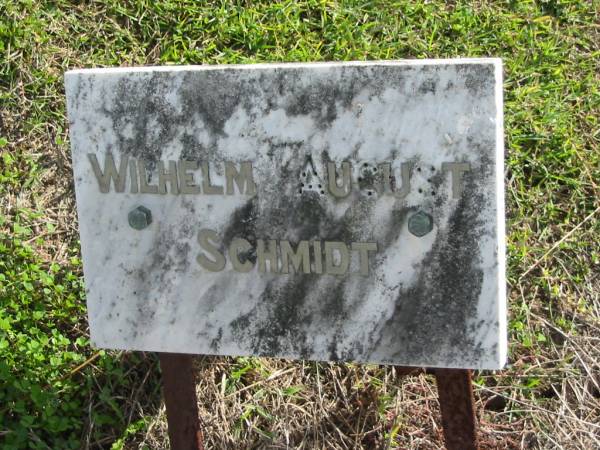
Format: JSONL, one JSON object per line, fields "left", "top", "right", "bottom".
{"left": 220, "top": 144, "right": 493, "bottom": 366}
{"left": 373, "top": 182, "right": 488, "bottom": 366}
{"left": 457, "top": 63, "right": 496, "bottom": 97}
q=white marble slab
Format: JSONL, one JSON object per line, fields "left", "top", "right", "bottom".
{"left": 65, "top": 59, "right": 506, "bottom": 369}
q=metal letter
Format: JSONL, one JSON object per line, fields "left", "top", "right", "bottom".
{"left": 229, "top": 238, "right": 254, "bottom": 273}
{"left": 379, "top": 163, "right": 391, "bottom": 194}
{"left": 280, "top": 240, "right": 310, "bottom": 274}
{"left": 201, "top": 162, "right": 224, "bottom": 195}
{"left": 178, "top": 160, "right": 201, "bottom": 195}
{"left": 257, "top": 239, "right": 279, "bottom": 273}
{"left": 381, "top": 162, "right": 411, "bottom": 198}
{"left": 129, "top": 159, "right": 138, "bottom": 194}
{"left": 395, "top": 162, "right": 412, "bottom": 198}
{"left": 158, "top": 160, "right": 179, "bottom": 195}
{"left": 313, "top": 241, "right": 323, "bottom": 274}
{"left": 197, "top": 229, "right": 225, "bottom": 272}
{"left": 225, "top": 161, "right": 257, "bottom": 196}
{"left": 327, "top": 161, "right": 352, "bottom": 198}
{"left": 442, "top": 162, "right": 471, "bottom": 199}
{"left": 138, "top": 159, "right": 159, "bottom": 194}
{"left": 351, "top": 242, "right": 378, "bottom": 276}
{"left": 324, "top": 241, "right": 349, "bottom": 275}
{"left": 88, "top": 153, "right": 128, "bottom": 193}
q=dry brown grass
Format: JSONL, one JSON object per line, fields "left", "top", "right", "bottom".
{"left": 123, "top": 346, "right": 598, "bottom": 449}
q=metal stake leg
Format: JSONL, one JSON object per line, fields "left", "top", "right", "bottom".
{"left": 158, "top": 353, "right": 204, "bottom": 450}
{"left": 435, "top": 368, "right": 478, "bottom": 450}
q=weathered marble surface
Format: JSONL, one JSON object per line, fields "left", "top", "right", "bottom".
{"left": 65, "top": 59, "right": 506, "bottom": 369}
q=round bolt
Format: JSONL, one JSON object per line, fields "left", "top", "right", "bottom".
{"left": 408, "top": 211, "right": 433, "bottom": 237}
{"left": 128, "top": 205, "right": 152, "bottom": 230}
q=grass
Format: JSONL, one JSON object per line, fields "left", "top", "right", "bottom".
{"left": 0, "top": 0, "right": 598, "bottom": 448}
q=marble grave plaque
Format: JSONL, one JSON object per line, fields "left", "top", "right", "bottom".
{"left": 65, "top": 59, "right": 506, "bottom": 369}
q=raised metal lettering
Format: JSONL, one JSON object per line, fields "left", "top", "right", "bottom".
{"left": 129, "top": 159, "right": 138, "bottom": 194}
{"left": 197, "top": 229, "right": 225, "bottom": 272}
{"left": 138, "top": 159, "right": 159, "bottom": 194}
{"left": 229, "top": 238, "right": 254, "bottom": 272}
{"left": 312, "top": 240, "right": 323, "bottom": 274}
{"left": 178, "top": 160, "right": 200, "bottom": 194}
{"left": 442, "top": 162, "right": 471, "bottom": 199}
{"left": 225, "top": 161, "right": 256, "bottom": 195}
{"left": 201, "top": 162, "right": 223, "bottom": 195}
{"left": 280, "top": 240, "right": 310, "bottom": 274}
{"left": 395, "top": 163, "right": 412, "bottom": 198}
{"left": 351, "top": 242, "right": 378, "bottom": 276}
{"left": 158, "top": 160, "right": 179, "bottom": 195}
{"left": 327, "top": 161, "right": 351, "bottom": 198}
{"left": 257, "top": 239, "right": 279, "bottom": 273}
{"left": 88, "top": 153, "right": 128, "bottom": 193}
{"left": 324, "top": 241, "right": 349, "bottom": 275}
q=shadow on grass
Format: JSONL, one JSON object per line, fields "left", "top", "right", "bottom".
{"left": 77, "top": 351, "right": 164, "bottom": 449}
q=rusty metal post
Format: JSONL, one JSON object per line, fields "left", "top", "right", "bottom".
{"left": 435, "top": 368, "right": 478, "bottom": 450}
{"left": 158, "top": 353, "right": 204, "bottom": 450}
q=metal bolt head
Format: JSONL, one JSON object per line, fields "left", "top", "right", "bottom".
{"left": 408, "top": 211, "right": 433, "bottom": 237}
{"left": 128, "top": 206, "right": 152, "bottom": 230}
